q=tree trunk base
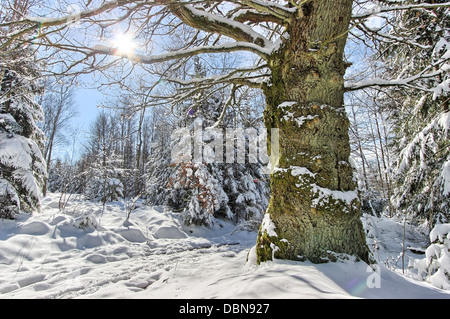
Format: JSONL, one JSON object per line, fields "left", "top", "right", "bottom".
{"left": 256, "top": 211, "right": 373, "bottom": 265}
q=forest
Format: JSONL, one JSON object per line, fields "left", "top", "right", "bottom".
{"left": 0, "top": 0, "right": 449, "bottom": 298}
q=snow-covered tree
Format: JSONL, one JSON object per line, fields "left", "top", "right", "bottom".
{"left": 40, "top": 78, "right": 77, "bottom": 186}
{"left": 47, "top": 158, "right": 67, "bottom": 193}
{"left": 147, "top": 80, "right": 269, "bottom": 227}
{"left": 224, "top": 162, "right": 269, "bottom": 229}
{"left": 173, "top": 161, "right": 228, "bottom": 226}
{"left": 368, "top": 1, "right": 450, "bottom": 225}
{"left": 145, "top": 109, "right": 177, "bottom": 207}
{"left": 83, "top": 155, "right": 125, "bottom": 203}
{"left": 80, "top": 111, "right": 128, "bottom": 203}
{"left": 0, "top": 1, "right": 46, "bottom": 219}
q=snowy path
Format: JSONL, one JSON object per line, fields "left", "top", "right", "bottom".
{"left": 0, "top": 193, "right": 449, "bottom": 299}
{"left": 0, "top": 194, "right": 245, "bottom": 299}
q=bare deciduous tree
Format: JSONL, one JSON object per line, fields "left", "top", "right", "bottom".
{"left": 41, "top": 78, "right": 78, "bottom": 187}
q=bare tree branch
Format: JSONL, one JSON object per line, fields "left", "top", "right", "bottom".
{"left": 345, "top": 64, "right": 448, "bottom": 92}
{"left": 352, "top": 1, "right": 450, "bottom": 20}
{"left": 89, "top": 41, "right": 271, "bottom": 63}
{"left": 161, "top": 2, "right": 273, "bottom": 48}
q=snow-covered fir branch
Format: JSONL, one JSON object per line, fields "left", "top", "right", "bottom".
{"left": 352, "top": 1, "right": 450, "bottom": 20}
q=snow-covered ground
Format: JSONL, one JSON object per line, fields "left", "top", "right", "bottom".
{"left": 0, "top": 193, "right": 448, "bottom": 299}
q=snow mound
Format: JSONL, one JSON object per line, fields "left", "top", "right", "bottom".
{"left": 115, "top": 228, "right": 148, "bottom": 243}
{"left": 18, "top": 221, "right": 50, "bottom": 236}
{"left": 154, "top": 225, "right": 187, "bottom": 239}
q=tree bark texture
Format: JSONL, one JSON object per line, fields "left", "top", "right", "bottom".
{"left": 256, "top": 0, "right": 371, "bottom": 264}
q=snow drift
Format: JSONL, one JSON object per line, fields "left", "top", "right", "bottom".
{"left": 0, "top": 193, "right": 449, "bottom": 299}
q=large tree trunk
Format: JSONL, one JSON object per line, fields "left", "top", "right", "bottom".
{"left": 256, "top": 0, "right": 371, "bottom": 264}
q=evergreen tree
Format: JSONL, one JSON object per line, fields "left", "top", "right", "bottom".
{"left": 83, "top": 153, "right": 125, "bottom": 203}
{"left": 81, "top": 111, "right": 126, "bottom": 203}
{"left": 380, "top": 1, "right": 450, "bottom": 225}
{"left": 146, "top": 58, "right": 269, "bottom": 227}
{"left": 0, "top": 3, "right": 46, "bottom": 218}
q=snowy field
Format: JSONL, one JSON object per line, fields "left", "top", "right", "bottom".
{"left": 0, "top": 193, "right": 449, "bottom": 299}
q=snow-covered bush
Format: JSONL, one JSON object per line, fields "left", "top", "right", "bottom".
{"left": 168, "top": 162, "right": 227, "bottom": 226}
{"left": 410, "top": 224, "right": 450, "bottom": 290}
{"left": 72, "top": 214, "right": 99, "bottom": 230}
{"left": 85, "top": 176, "right": 124, "bottom": 203}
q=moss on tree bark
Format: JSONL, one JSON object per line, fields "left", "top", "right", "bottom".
{"left": 256, "top": 0, "right": 371, "bottom": 264}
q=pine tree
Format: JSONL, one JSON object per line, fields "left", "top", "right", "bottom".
{"left": 381, "top": 1, "right": 450, "bottom": 226}
{"left": 83, "top": 152, "right": 125, "bottom": 203}
{"left": 0, "top": 5, "right": 46, "bottom": 218}
{"left": 145, "top": 58, "right": 269, "bottom": 227}
{"left": 81, "top": 111, "right": 127, "bottom": 203}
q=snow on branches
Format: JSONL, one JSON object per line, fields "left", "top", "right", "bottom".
{"left": 410, "top": 223, "right": 450, "bottom": 290}
{"left": 0, "top": 61, "right": 46, "bottom": 218}
{"left": 2, "top": 0, "right": 449, "bottom": 95}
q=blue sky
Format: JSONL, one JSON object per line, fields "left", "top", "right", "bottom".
{"left": 51, "top": 85, "right": 103, "bottom": 162}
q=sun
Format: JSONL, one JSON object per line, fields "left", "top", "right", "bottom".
{"left": 112, "top": 33, "right": 137, "bottom": 56}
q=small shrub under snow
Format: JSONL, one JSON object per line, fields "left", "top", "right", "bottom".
{"left": 410, "top": 224, "right": 450, "bottom": 290}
